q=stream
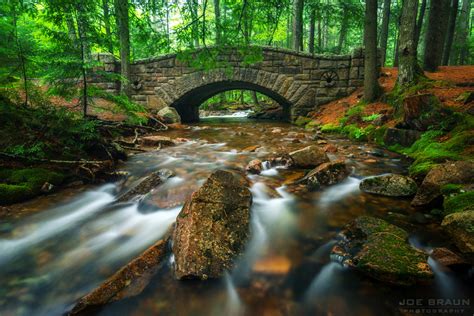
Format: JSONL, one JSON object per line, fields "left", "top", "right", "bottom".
{"left": 0, "top": 118, "right": 472, "bottom": 316}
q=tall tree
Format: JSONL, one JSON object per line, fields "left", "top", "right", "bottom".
{"left": 414, "top": 0, "right": 427, "bottom": 48}
{"left": 115, "top": 0, "right": 131, "bottom": 97}
{"left": 308, "top": 7, "right": 316, "bottom": 53}
{"left": 363, "top": 0, "right": 381, "bottom": 102}
{"left": 397, "top": 0, "right": 424, "bottom": 85}
{"left": 336, "top": 2, "right": 350, "bottom": 54}
{"left": 380, "top": 0, "right": 391, "bottom": 65}
{"left": 187, "top": 0, "right": 200, "bottom": 47}
{"left": 442, "top": 0, "right": 459, "bottom": 65}
{"left": 214, "top": 0, "right": 221, "bottom": 44}
{"left": 102, "top": 0, "right": 113, "bottom": 53}
{"left": 423, "top": 0, "right": 451, "bottom": 71}
{"left": 451, "top": 0, "right": 471, "bottom": 65}
{"left": 292, "top": 0, "right": 304, "bottom": 51}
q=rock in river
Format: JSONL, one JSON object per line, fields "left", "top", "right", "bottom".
{"left": 288, "top": 145, "right": 329, "bottom": 169}
{"left": 246, "top": 159, "right": 263, "bottom": 174}
{"left": 331, "top": 216, "right": 433, "bottom": 286}
{"left": 441, "top": 211, "right": 474, "bottom": 254}
{"left": 411, "top": 161, "right": 474, "bottom": 207}
{"left": 173, "top": 170, "right": 252, "bottom": 280}
{"left": 158, "top": 106, "right": 181, "bottom": 124}
{"left": 360, "top": 174, "right": 417, "bottom": 197}
{"left": 302, "top": 160, "right": 350, "bottom": 190}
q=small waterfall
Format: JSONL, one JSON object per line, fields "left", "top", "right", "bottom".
{"left": 223, "top": 272, "right": 244, "bottom": 316}
{"left": 304, "top": 262, "right": 344, "bottom": 299}
{"left": 318, "top": 177, "right": 361, "bottom": 208}
{"left": 428, "top": 257, "right": 462, "bottom": 299}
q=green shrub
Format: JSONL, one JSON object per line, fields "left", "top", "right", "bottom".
{"left": 320, "top": 123, "right": 342, "bottom": 133}
{"left": 362, "top": 113, "right": 381, "bottom": 122}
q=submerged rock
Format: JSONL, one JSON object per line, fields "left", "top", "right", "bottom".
{"left": 411, "top": 161, "right": 474, "bottom": 207}
{"left": 117, "top": 170, "right": 172, "bottom": 202}
{"left": 360, "top": 174, "right": 417, "bottom": 197}
{"left": 331, "top": 216, "right": 433, "bottom": 286}
{"left": 69, "top": 233, "right": 171, "bottom": 315}
{"left": 441, "top": 211, "right": 474, "bottom": 254}
{"left": 288, "top": 145, "right": 329, "bottom": 169}
{"left": 430, "top": 248, "right": 468, "bottom": 268}
{"left": 158, "top": 106, "right": 181, "bottom": 124}
{"left": 246, "top": 159, "right": 263, "bottom": 174}
{"left": 173, "top": 170, "right": 252, "bottom": 280}
{"left": 302, "top": 160, "right": 350, "bottom": 190}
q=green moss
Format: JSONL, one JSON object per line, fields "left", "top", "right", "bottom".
{"left": 304, "top": 120, "right": 320, "bottom": 131}
{"left": 443, "top": 191, "right": 474, "bottom": 215}
{"left": 362, "top": 113, "right": 381, "bottom": 122}
{"left": 342, "top": 124, "right": 368, "bottom": 141}
{"left": 346, "top": 102, "right": 366, "bottom": 117}
{"left": 0, "top": 168, "right": 65, "bottom": 205}
{"left": 295, "top": 116, "right": 312, "bottom": 127}
{"left": 373, "top": 126, "right": 388, "bottom": 146}
{"left": 0, "top": 183, "right": 34, "bottom": 204}
{"left": 320, "top": 123, "right": 342, "bottom": 133}
{"left": 440, "top": 184, "right": 464, "bottom": 195}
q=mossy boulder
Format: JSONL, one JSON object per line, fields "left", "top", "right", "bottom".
{"left": 443, "top": 191, "right": 474, "bottom": 215}
{"left": 157, "top": 106, "right": 181, "bottom": 124}
{"left": 412, "top": 161, "right": 474, "bottom": 207}
{"left": 360, "top": 174, "right": 418, "bottom": 197}
{"left": 288, "top": 145, "right": 329, "bottom": 168}
{"left": 0, "top": 168, "right": 65, "bottom": 205}
{"left": 331, "top": 216, "right": 433, "bottom": 286}
{"left": 441, "top": 211, "right": 474, "bottom": 254}
{"left": 302, "top": 160, "right": 350, "bottom": 190}
{"left": 294, "top": 116, "right": 312, "bottom": 127}
{"left": 173, "top": 170, "right": 252, "bottom": 280}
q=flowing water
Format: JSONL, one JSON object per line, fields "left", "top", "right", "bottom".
{"left": 0, "top": 118, "right": 472, "bottom": 316}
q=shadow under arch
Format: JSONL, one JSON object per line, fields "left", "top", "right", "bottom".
{"left": 170, "top": 81, "right": 292, "bottom": 123}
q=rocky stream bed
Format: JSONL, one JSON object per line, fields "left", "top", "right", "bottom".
{"left": 0, "top": 117, "right": 472, "bottom": 316}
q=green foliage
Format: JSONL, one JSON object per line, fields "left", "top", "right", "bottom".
{"left": 440, "top": 184, "right": 464, "bottom": 195}
{"left": 443, "top": 191, "right": 474, "bottom": 215}
{"left": 346, "top": 102, "right": 366, "bottom": 117}
{"left": 320, "top": 123, "right": 342, "bottom": 133}
{"left": 362, "top": 113, "right": 381, "bottom": 122}
{"left": 295, "top": 116, "right": 312, "bottom": 126}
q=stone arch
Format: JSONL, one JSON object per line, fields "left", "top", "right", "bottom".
{"left": 154, "top": 68, "right": 307, "bottom": 122}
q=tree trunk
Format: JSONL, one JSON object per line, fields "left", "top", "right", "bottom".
{"left": 423, "top": 0, "right": 451, "bottom": 71}
{"left": 317, "top": 19, "right": 322, "bottom": 52}
{"left": 393, "top": 29, "right": 399, "bottom": 67}
{"left": 292, "top": 0, "right": 304, "bottom": 51}
{"left": 251, "top": 91, "right": 259, "bottom": 106}
{"left": 380, "top": 0, "right": 391, "bottom": 65}
{"left": 187, "top": 0, "right": 200, "bottom": 47}
{"left": 398, "top": 0, "right": 425, "bottom": 86}
{"left": 337, "top": 4, "right": 349, "bottom": 54}
{"left": 363, "top": 0, "right": 381, "bottom": 102}
{"left": 308, "top": 8, "right": 316, "bottom": 53}
{"left": 115, "top": 0, "right": 131, "bottom": 97}
{"left": 214, "top": 0, "right": 221, "bottom": 44}
{"left": 442, "top": 0, "right": 459, "bottom": 65}
{"left": 414, "top": 0, "right": 427, "bottom": 48}
{"left": 451, "top": 0, "right": 471, "bottom": 65}
{"left": 102, "top": 0, "right": 113, "bottom": 53}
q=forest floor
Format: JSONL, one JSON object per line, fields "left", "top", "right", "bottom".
{"left": 311, "top": 66, "right": 474, "bottom": 127}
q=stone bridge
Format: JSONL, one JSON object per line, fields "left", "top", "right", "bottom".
{"left": 92, "top": 46, "right": 367, "bottom": 122}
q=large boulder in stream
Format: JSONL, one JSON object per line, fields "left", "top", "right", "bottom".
{"left": 411, "top": 161, "right": 474, "bottom": 207}
{"left": 302, "top": 160, "right": 350, "bottom": 190}
{"left": 288, "top": 145, "right": 329, "bottom": 169}
{"left": 173, "top": 170, "right": 252, "bottom": 280}
{"left": 359, "top": 174, "right": 417, "bottom": 197}
{"left": 441, "top": 211, "right": 474, "bottom": 254}
{"left": 331, "top": 216, "right": 433, "bottom": 286}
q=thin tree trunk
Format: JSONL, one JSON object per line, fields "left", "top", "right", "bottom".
{"left": 308, "top": 8, "right": 316, "bottom": 53}
{"left": 12, "top": 6, "right": 28, "bottom": 106}
{"left": 317, "top": 19, "right": 322, "bottom": 52}
{"left": 214, "top": 0, "right": 221, "bottom": 44}
{"left": 75, "top": 12, "right": 88, "bottom": 116}
{"left": 380, "top": 0, "right": 391, "bottom": 65}
{"left": 442, "top": 0, "right": 459, "bottom": 65}
{"left": 451, "top": 0, "right": 471, "bottom": 64}
{"left": 393, "top": 28, "right": 399, "bottom": 67}
{"left": 102, "top": 0, "right": 113, "bottom": 53}
{"left": 115, "top": 0, "right": 131, "bottom": 96}
{"left": 414, "top": 0, "right": 427, "bottom": 48}
{"left": 251, "top": 91, "right": 259, "bottom": 106}
{"left": 398, "top": 0, "right": 424, "bottom": 85}
{"left": 292, "top": 0, "right": 304, "bottom": 51}
{"left": 188, "top": 0, "right": 200, "bottom": 47}
{"left": 337, "top": 4, "right": 349, "bottom": 54}
{"left": 423, "top": 0, "right": 451, "bottom": 71}
{"left": 363, "top": 0, "right": 381, "bottom": 102}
